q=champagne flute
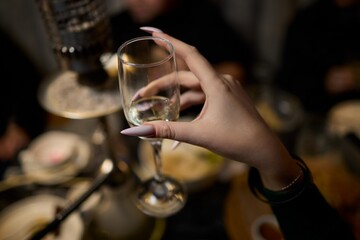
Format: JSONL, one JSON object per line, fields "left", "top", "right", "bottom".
{"left": 117, "top": 36, "right": 187, "bottom": 217}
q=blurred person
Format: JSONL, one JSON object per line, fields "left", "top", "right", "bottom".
{"left": 110, "top": 0, "right": 253, "bottom": 83}
{"left": 121, "top": 28, "right": 356, "bottom": 240}
{"left": 275, "top": 0, "right": 360, "bottom": 115}
{"left": 0, "top": 28, "right": 46, "bottom": 168}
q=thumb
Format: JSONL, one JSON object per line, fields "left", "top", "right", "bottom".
{"left": 120, "top": 121, "right": 193, "bottom": 142}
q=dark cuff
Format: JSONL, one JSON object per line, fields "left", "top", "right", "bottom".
{"left": 248, "top": 156, "right": 313, "bottom": 205}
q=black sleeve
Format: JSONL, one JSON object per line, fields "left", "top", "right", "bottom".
{"left": 270, "top": 183, "right": 355, "bottom": 240}
{"left": 248, "top": 159, "right": 356, "bottom": 240}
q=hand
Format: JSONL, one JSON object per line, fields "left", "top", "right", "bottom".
{"left": 121, "top": 32, "right": 301, "bottom": 190}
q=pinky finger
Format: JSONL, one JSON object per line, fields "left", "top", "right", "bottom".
{"left": 180, "top": 91, "right": 206, "bottom": 110}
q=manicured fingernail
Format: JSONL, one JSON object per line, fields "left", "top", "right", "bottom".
{"left": 140, "top": 26, "right": 163, "bottom": 34}
{"left": 131, "top": 91, "right": 141, "bottom": 102}
{"left": 121, "top": 125, "right": 155, "bottom": 137}
{"left": 131, "top": 88, "right": 144, "bottom": 102}
{"left": 171, "top": 141, "right": 181, "bottom": 150}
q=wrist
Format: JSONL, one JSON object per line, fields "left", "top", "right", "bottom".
{"left": 248, "top": 156, "right": 313, "bottom": 205}
{"left": 259, "top": 159, "right": 303, "bottom": 191}
{"left": 255, "top": 143, "right": 301, "bottom": 191}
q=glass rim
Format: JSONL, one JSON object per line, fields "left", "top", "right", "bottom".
{"left": 117, "top": 36, "right": 175, "bottom": 68}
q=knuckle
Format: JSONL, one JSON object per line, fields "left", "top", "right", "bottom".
{"left": 188, "top": 46, "right": 199, "bottom": 56}
{"left": 156, "top": 122, "right": 175, "bottom": 138}
{"left": 184, "top": 45, "right": 198, "bottom": 60}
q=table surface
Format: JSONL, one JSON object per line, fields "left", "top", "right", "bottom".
{"left": 1, "top": 116, "right": 360, "bottom": 240}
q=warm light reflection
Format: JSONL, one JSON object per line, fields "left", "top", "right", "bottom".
{"left": 100, "top": 159, "right": 114, "bottom": 174}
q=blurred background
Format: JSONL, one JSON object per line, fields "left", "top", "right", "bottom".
{"left": 0, "top": 0, "right": 315, "bottom": 77}
{"left": 0, "top": 0, "right": 359, "bottom": 239}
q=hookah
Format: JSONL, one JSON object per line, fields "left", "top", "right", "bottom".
{"left": 33, "top": 0, "right": 156, "bottom": 239}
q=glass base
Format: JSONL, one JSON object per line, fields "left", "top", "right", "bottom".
{"left": 135, "top": 176, "right": 187, "bottom": 218}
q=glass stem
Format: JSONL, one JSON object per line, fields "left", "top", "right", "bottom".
{"left": 150, "top": 139, "right": 164, "bottom": 182}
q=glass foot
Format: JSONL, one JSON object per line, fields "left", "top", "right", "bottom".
{"left": 135, "top": 176, "right": 187, "bottom": 218}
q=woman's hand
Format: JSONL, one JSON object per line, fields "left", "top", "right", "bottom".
{"left": 121, "top": 31, "right": 301, "bottom": 190}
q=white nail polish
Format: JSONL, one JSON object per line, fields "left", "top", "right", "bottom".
{"left": 121, "top": 125, "right": 155, "bottom": 137}
{"left": 140, "top": 26, "right": 163, "bottom": 33}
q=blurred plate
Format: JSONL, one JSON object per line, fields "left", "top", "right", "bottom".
{"left": 251, "top": 214, "right": 283, "bottom": 240}
{"left": 0, "top": 194, "right": 84, "bottom": 240}
{"left": 137, "top": 139, "right": 225, "bottom": 192}
{"left": 19, "top": 131, "right": 91, "bottom": 185}
{"left": 38, "top": 71, "right": 121, "bottom": 119}
{"left": 66, "top": 180, "right": 102, "bottom": 225}
{"left": 327, "top": 100, "right": 360, "bottom": 138}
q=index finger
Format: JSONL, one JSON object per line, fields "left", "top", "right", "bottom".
{"left": 153, "top": 32, "right": 219, "bottom": 90}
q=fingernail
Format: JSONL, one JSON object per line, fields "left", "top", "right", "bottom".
{"left": 121, "top": 125, "right": 155, "bottom": 137}
{"left": 140, "top": 26, "right": 163, "bottom": 34}
{"left": 131, "top": 90, "right": 141, "bottom": 102}
{"left": 171, "top": 141, "right": 181, "bottom": 150}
